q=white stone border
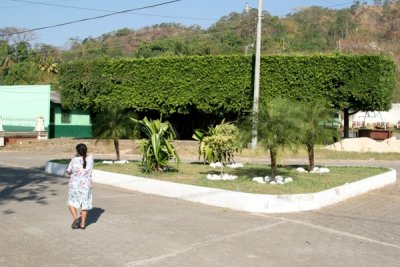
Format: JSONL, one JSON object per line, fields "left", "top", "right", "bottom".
{"left": 45, "top": 161, "right": 396, "bottom": 213}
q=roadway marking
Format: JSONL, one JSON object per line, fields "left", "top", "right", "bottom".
{"left": 254, "top": 213, "right": 400, "bottom": 250}
{"left": 124, "top": 221, "right": 287, "bottom": 266}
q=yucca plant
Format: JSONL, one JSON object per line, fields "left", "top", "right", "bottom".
{"left": 192, "top": 129, "right": 207, "bottom": 162}
{"left": 131, "top": 117, "right": 180, "bottom": 172}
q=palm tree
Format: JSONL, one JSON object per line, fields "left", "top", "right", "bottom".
{"left": 131, "top": 117, "right": 180, "bottom": 172}
{"left": 257, "top": 98, "right": 304, "bottom": 179}
{"left": 301, "top": 100, "right": 340, "bottom": 171}
{"left": 92, "top": 108, "right": 137, "bottom": 160}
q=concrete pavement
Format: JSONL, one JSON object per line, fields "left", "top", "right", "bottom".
{"left": 0, "top": 151, "right": 399, "bottom": 266}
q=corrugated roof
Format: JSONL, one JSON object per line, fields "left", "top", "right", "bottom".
{"left": 51, "top": 91, "right": 61, "bottom": 104}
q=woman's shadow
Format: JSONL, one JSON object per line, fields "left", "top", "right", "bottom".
{"left": 86, "top": 207, "right": 105, "bottom": 227}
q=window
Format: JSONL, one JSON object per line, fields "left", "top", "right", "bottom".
{"left": 61, "top": 109, "right": 71, "bottom": 124}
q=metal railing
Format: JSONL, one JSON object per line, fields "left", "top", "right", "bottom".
{"left": 0, "top": 115, "right": 37, "bottom": 127}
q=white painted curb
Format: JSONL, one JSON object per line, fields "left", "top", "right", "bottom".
{"left": 45, "top": 161, "right": 396, "bottom": 213}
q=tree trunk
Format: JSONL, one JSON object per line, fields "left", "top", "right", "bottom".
{"left": 270, "top": 147, "right": 277, "bottom": 180}
{"left": 343, "top": 108, "right": 349, "bottom": 138}
{"left": 114, "top": 139, "right": 120, "bottom": 161}
{"left": 307, "top": 145, "right": 315, "bottom": 172}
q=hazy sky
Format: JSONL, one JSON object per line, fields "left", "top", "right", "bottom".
{"left": 0, "top": 0, "right": 373, "bottom": 48}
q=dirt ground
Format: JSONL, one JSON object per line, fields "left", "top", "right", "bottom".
{"left": 0, "top": 138, "right": 200, "bottom": 159}
{"left": 326, "top": 136, "right": 400, "bottom": 153}
{"left": 3, "top": 136, "right": 399, "bottom": 162}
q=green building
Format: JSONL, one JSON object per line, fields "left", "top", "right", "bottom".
{"left": 0, "top": 85, "right": 92, "bottom": 139}
{"left": 49, "top": 91, "right": 92, "bottom": 138}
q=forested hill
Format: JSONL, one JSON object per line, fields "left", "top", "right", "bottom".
{"left": 1, "top": 1, "right": 400, "bottom": 100}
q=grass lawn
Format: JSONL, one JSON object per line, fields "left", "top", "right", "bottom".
{"left": 92, "top": 161, "right": 389, "bottom": 195}
{"left": 239, "top": 146, "right": 400, "bottom": 161}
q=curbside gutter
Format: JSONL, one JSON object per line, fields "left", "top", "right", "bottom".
{"left": 45, "top": 161, "right": 396, "bottom": 213}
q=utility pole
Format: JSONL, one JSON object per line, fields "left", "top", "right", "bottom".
{"left": 251, "top": 0, "right": 263, "bottom": 150}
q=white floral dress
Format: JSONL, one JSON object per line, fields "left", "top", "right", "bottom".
{"left": 66, "top": 155, "right": 94, "bottom": 210}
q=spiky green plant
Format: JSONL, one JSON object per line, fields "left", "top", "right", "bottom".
{"left": 131, "top": 117, "right": 180, "bottom": 172}
{"left": 192, "top": 129, "right": 207, "bottom": 162}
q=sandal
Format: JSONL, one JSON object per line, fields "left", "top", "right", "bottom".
{"left": 71, "top": 218, "right": 80, "bottom": 229}
{"left": 80, "top": 224, "right": 86, "bottom": 230}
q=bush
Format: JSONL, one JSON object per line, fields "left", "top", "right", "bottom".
{"left": 193, "top": 121, "right": 240, "bottom": 164}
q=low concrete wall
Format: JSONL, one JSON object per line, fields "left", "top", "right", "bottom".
{"left": 45, "top": 161, "right": 67, "bottom": 176}
{"left": 45, "top": 161, "right": 396, "bottom": 213}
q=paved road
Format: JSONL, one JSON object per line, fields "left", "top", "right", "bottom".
{"left": 0, "top": 151, "right": 399, "bottom": 267}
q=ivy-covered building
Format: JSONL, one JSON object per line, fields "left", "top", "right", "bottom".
{"left": 0, "top": 85, "right": 92, "bottom": 140}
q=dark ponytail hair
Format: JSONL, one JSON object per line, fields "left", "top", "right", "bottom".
{"left": 76, "top": 143, "right": 88, "bottom": 168}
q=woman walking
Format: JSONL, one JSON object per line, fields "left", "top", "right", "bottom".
{"left": 66, "top": 143, "right": 94, "bottom": 230}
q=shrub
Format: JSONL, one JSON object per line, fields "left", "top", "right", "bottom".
{"left": 193, "top": 121, "right": 241, "bottom": 164}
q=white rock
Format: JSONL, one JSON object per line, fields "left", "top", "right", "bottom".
{"left": 296, "top": 167, "right": 306, "bottom": 173}
{"left": 102, "top": 160, "right": 114, "bottom": 164}
{"left": 275, "top": 175, "right": 284, "bottom": 182}
{"left": 264, "top": 176, "right": 271, "bottom": 182}
{"left": 227, "top": 163, "right": 243, "bottom": 168}
{"left": 210, "top": 162, "right": 223, "bottom": 168}
{"left": 269, "top": 181, "right": 277, "bottom": 185}
{"left": 221, "top": 174, "right": 238, "bottom": 180}
{"left": 114, "top": 160, "right": 129, "bottom": 164}
{"left": 310, "top": 167, "right": 330, "bottom": 173}
{"left": 284, "top": 177, "right": 293, "bottom": 183}
{"left": 207, "top": 173, "right": 238, "bottom": 181}
{"left": 252, "top": 177, "right": 266, "bottom": 184}
{"left": 206, "top": 174, "right": 221, "bottom": 180}
{"left": 277, "top": 180, "right": 284, "bottom": 185}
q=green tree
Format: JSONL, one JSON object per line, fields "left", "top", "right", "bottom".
{"left": 301, "top": 100, "right": 340, "bottom": 171}
{"left": 92, "top": 108, "right": 137, "bottom": 160}
{"left": 288, "top": 6, "right": 335, "bottom": 51}
{"left": 0, "top": 42, "right": 13, "bottom": 76}
{"left": 329, "top": 9, "right": 355, "bottom": 43}
{"left": 1, "top": 61, "right": 45, "bottom": 85}
{"left": 14, "top": 41, "right": 31, "bottom": 63}
{"left": 257, "top": 98, "right": 304, "bottom": 179}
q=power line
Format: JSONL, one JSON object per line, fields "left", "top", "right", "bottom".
{"left": 317, "top": 0, "right": 338, "bottom": 4}
{"left": 325, "top": 1, "right": 358, "bottom": 8}
{"left": 0, "top": 0, "right": 65, "bottom": 9}
{"left": 11, "top": 0, "right": 216, "bottom": 22}
{"left": 290, "top": 0, "right": 364, "bottom": 11}
{"left": 0, "top": 0, "right": 182, "bottom": 38}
